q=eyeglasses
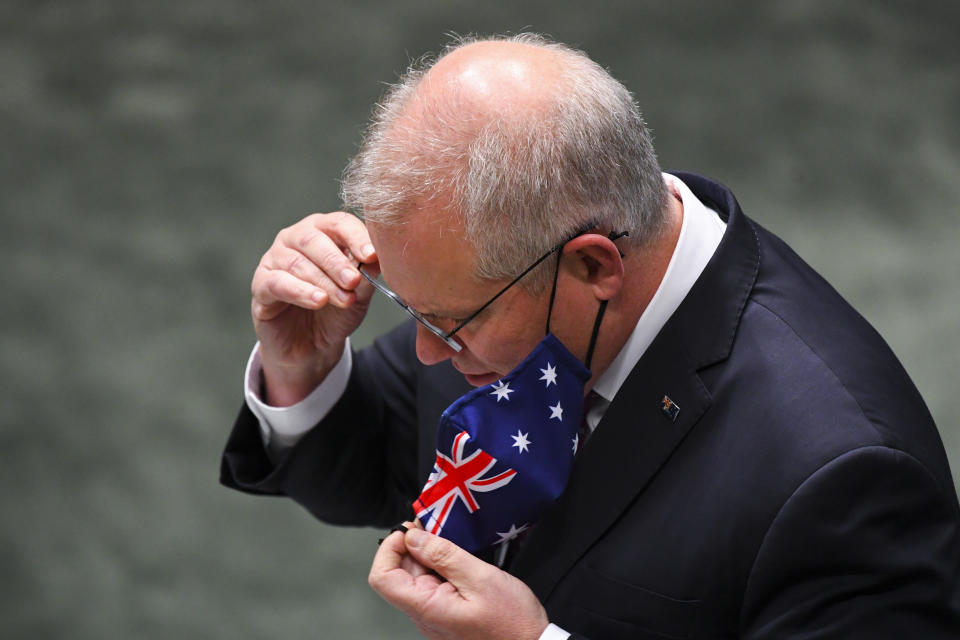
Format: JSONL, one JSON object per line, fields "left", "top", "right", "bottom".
{"left": 358, "top": 225, "right": 628, "bottom": 352}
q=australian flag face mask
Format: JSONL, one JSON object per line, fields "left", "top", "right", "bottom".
{"left": 412, "top": 239, "right": 613, "bottom": 555}
{"left": 412, "top": 332, "right": 593, "bottom": 554}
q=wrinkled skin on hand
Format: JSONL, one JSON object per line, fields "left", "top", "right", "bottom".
{"left": 250, "top": 211, "right": 377, "bottom": 406}
{"left": 369, "top": 523, "right": 550, "bottom": 640}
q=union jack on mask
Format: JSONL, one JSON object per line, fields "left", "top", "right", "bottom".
{"left": 413, "top": 333, "right": 591, "bottom": 554}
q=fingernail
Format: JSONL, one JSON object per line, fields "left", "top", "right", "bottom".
{"left": 340, "top": 267, "right": 356, "bottom": 284}
{"left": 405, "top": 528, "right": 426, "bottom": 549}
{"left": 361, "top": 244, "right": 375, "bottom": 259}
{"left": 335, "top": 289, "right": 350, "bottom": 303}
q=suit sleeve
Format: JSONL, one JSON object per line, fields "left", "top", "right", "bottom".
{"left": 220, "top": 320, "right": 423, "bottom": 528}
{"left": 740, "top": 445, "right": 960, "bottom": 638}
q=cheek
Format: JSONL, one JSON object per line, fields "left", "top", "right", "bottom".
{"left": 458, "top": 291, "right": 549, "bottom": 372}
{"left": 466, "top": 329, "right": 542, "bottom": 374}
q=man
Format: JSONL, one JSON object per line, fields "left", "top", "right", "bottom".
{"left": 221, "top": 34, "right": 960, "bottom": 639}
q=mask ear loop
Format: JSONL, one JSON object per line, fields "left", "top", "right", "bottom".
{"left": 544, "top": 247, "right": 607, "bottom": 371}
{"left": 544, "top": 250, "right": 564, "bottom": 335}
{"left": 585, "top": 230, "right": 625, "bottom": 369}
{"left": 545, "top": 228, "right": 624, "bottom": 367}
{"left": 583, "top": 299, "right": 607, "bottom": 371}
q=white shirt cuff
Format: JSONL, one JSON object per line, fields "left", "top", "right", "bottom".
{"left": 243, "top": 340, "right": 353, "bottom": 457}
{"left": 538, "top": 623, "right": 571, "bottom": 640}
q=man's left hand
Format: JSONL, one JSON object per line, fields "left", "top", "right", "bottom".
{"left": 369, "top": 526, "right": 550, "bottom": 640}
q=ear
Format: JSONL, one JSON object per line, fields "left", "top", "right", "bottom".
{"left": 562, "top": 234, "right": 625, "bottom": 300}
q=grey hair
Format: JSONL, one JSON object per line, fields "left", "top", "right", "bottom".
{"left": 340, "top": 33, "right": 668, "bottom": 291}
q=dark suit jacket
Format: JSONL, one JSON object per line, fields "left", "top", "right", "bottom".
{"left": 222, "top": 173, "right": 960, "bottom": 638}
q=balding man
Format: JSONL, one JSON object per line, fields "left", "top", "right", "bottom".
{"left": 221, "top": 34, "right": 960, "bottom": 639}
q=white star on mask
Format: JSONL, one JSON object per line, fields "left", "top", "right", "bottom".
{"left": 489, "top": 380, "right": 514, "bottom": 402}
{"left": 539, "top": 363, "right": 558, "bottom": 387}
{"left": 511, "top": 430, "right": 531, "bottom": 453}
{"left": 549, "top": 401, "right": 564, "bottom": 421}
{"left": 495, "top": 523, "right": 529, "bottom": 544}
{"left": 572, "top": 432, "right": 579, "bottom": 455}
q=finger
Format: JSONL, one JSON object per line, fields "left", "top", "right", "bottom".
{"left": 352, "top": 264, "right": 376, "bottom": 306}
{"left": 266, "top": 246, "right": 333, "bottom": 290}
{"left": 394, "top": 521, "right": 432, "bottom": 578}
{"left": 279, "top": 225, "right": 363, "bottom": 296}
{"left": 316, "top": 211, "right": 377, "bottom": 265}
{"left": 369, "top": 531, "right": 425, "bottom": 609}
{"left": 370, "top": 529, "right": 406, "bottom": 576}
{"left": 251, "top": 269, "right": 329, "bottom": 320}
{"left": 399, "top": 551, "right": 432, "bottom": 578}
{"left": 403, "top": 529, "right": 490, "bottom": 596}
{"left": 263, "top": 247, "right": 358, "bottom": 310}
{"left": 406, "top": 518, "right": 425, "bottom": 531}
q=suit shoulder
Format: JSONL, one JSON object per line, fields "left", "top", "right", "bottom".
{"left": 712, "top": 243, "right": 953, "bottom": 495}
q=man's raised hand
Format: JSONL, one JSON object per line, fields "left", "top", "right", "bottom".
{"left": 251, "top": 211, "right": 375, "bottom": 406}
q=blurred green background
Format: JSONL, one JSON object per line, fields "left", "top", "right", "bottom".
{"left": 2, "top": 1, "right": 958, "bottom": 638}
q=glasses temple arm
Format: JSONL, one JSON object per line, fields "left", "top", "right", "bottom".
{"left": 445, "top": 240, "right": 567, "bottom": 338}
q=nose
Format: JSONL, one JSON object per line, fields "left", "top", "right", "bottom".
{"left": 415, "top": 324, "right": 459, "bottom": 365}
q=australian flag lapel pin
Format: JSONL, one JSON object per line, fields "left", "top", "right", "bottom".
{"left": 661, "top": 395, "right": 680, "bottom": 422}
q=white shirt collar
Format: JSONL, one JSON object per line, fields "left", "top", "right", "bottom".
{"left": 591, "top": 173, "right": 727, "bottom": 406}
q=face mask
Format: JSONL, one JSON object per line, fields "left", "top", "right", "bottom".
{"left": 412, "top": 333, "right": 592, "bottom": 554}
{"left": 412, "top": 250, "right": 609, "bottom": 554}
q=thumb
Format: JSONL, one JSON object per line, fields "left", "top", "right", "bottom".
{"left": 404, "top": 528, "right": 490, "bottom": 593}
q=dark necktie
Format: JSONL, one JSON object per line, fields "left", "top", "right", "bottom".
{"left": 576, "top": 390, "right": 603, "bottom": 455}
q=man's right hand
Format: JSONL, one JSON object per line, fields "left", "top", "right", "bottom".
{"left": 250, "top": 211, "right": 376, "bottom": 406}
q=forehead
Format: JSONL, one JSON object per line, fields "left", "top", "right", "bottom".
{"left": 367, "top": 215, "right": 487, "bottom": 313}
